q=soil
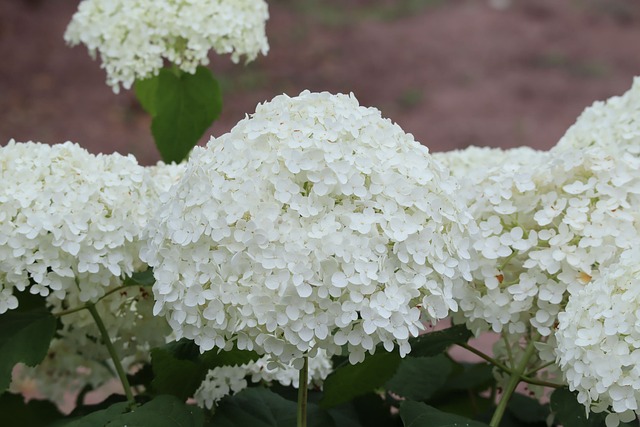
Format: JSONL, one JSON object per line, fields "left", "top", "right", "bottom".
{"left": 1, "top": 0, "right": 640, "bottom": 166}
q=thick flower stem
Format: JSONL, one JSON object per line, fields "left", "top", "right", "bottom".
{"left": 297, "top": 355, "right": 309, "bottom": 427}
{"left": 86, "top": 302, "right": 136, "bottom": 408}
{"left": 489, "top": 340, "right": 536, "bottom": 427}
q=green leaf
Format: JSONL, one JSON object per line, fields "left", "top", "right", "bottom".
{"left": 0, "top": 297, "right": 57, "bottom": 390}
{"left": 0, "top": 392, "right": 64, "bottom": 427}
{"left": 135, "top": 74, "right": 160, "bottom": 116}
{"left": 320, "top": 351, "right": 402, "bottom": 409}
{"left": 123, "top": 269, "right": 155, "bottom": 287}
{"left": 442, "top": 362, "right": 494, "bottom": 392}
{"left": 212, "top": 387, "right": 334, "bottom": 427}
{"left": 151, "top": 347, "right": 206, "bottom": 401}
{"left": 106, "top": 395, "right": 204, "bottom": 427}
{"left": 61, "top": 402, "right": 129, "bottom": 427}
{"left": 399, "top": 401, "right": 489, "bottom": 427}
{"left": 408, "top": 325, "right": 473, "bottom": 357}
{"left": 507, "top": 393, "right": 549, "bottom": 424}
{"left": 550, "top": 388, "right": 606, "bottom": 427}
{"left": 386, "top": 355, "right": 453, "bottom": 401}
{"left": 147, "top": 66, "right": 222, "bottom": 163}
{"left": 200, "top": 347, "right": 260, "bottom": 369}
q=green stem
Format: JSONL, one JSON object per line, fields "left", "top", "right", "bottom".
{"left": 524, "top": 360, "right": 556, "bottom": 377}
{"left": 297, "top": 356, "right": 308, "bottom": 427}
{"left": 52, "top": 284, "right": 132, "bottom": 317}
{"left": 489, "top": 340, "right": 536, "bottom": 427}
{"left": 456, "top": 342, "right": 512, "bottom": 374}
{"left": 520, "top": 375, "right": 564, "bottom": 389}
{"left": 86, "top": 303, "right": 136, "bottom": 407}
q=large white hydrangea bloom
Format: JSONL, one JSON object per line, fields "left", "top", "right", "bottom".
{"left": 443, "top": 142, "right": 640, "bottom": 339}
{"left": 0, "top": 141, "right": 152, "bottom": 311}
{"left": 194, "top": 350, "right": 332, "bottom": 410}
{"left": 142, "top": 90, "right": 475, "bottom": 366}
{"left": 556, "top": 248, "right": 640, "bottom": 427}
{"left": 65, "top": 0, "right": 270, "bottom": 92}
{"left": 555, "top": 77, "right": 640, "bottom": 153}
{"left": 1, "top": 141, "right": 185, "bottom": 402}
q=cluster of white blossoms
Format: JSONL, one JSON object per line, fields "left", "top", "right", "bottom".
{"left": 555, "top": 248, "right": 640, "bottom": 427}
{"left": 65, "top": 0, "right": 269, "bottom": 92}
{"left": 442, "top": 134, "right": 640, "bottom": 339}
{"left": 0, "top": 141, "right": 153, "bottom": 311}
{"left": 1, "top": 141, "right": 185, "bottom": 403}
{"left": 142, "top": 90, "right": 475, "bottom": 366}
{"left": 194, "top": 350, "right": 332, "bottom": 410}
{"left": 555, "top": 77, "right": 640, "bottom": 153}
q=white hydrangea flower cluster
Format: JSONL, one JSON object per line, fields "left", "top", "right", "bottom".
{"left": 555, "top": 77, "right": 640, "bottom": 153}
{"left": 555, "top": 248, "right": 640, "bottom": 427}
{"left": 194, "top": 351, "right": 332, "bottom": 410}
{"left": 142, "top": 90, "right": 475, "bottom": 366}
{"left": 1, "top": 141, "right": 183, "bottom": 404}
{"left": 65, "top": 0, "right": 269, "bottom": 92}
{"left": 0, "top": 140, "right": 156, "bottom": 312}
{"left": 445, "top": 142, "right": 640, "bottom": 338}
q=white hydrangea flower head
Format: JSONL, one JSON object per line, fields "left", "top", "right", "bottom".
{"left": 65, "top": 0, "right": 270, "bottom": 92}
{"left": 142, "top": 90, "right": 475, "bottom": 366}
{"left": 0, "top": 140, "right": 161, "bottom": 311}
{"left": 447, "top": 143, "right": 640, "bottom": 339}
{"left": 194, "top": 350, "right": 332, "bottom": 410}
{"left": 556, "top": 247, "right": 640, "bottom": 425}
{"left": 555, "top": 77, "right": 640, "bottom": 153}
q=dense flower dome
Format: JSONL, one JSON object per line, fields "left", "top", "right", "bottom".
{"left": 0, "top": 141, "right": 184, "bottom": 403}
{"left": 65, "top": 0, "right": 269, "bottom": 92}
{"left": 194, "top": 350, "right": 332, "bottom": 409}
{"left": 142, "top": 90, "right": 475, "bottom": 366}
{"left": 443, "top": 142, "right": 640, "bottom": 338}
{"left": 0, "top": 141, "right": 156, "bottom": 312}
{"left": 555, "top": 77, "right": 640, "bottom": 153}
{"left": 556, "top": 248, "right": 640, "bottom": 427}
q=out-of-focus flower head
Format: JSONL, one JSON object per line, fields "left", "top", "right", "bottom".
{"left": 65, "top": 0, "right": 270, "bottom": 92}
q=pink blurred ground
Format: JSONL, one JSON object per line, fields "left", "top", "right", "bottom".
{"left": 2, "top": 0, "right": 640, "bottom": 165}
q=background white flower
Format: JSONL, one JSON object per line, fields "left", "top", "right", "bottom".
{"left": 65, "top": 0, "right": 270, "bottom": 92}
{"left": 555, "top": 247, "right": 640, "bottom": 426}
{"left": 444, "top": 141, "right": 640, "bottom": 339}
{"left": 555, "top": 77, "right": 640, "bottom": 153}
{"left": 142, "top": 90, "right": 475, "bottom": 366}
{"left": 194, "top": 350, "right": 332, "bottom": 409}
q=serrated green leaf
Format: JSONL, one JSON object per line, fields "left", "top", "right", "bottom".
{"left": 0, "top": 392, "right": 64, "bottom": 427}
{"left": 0, "top": 300, "right": 57, "bottom": 390}
{"left": 150, "top": 66, "right": 222, "bottom": 163}
{"left": 212, "top": 387, "right": 334, "bottom": 427}
{"left": 399, "top": 401, "right": 489, "bottom": 427}
{"left": 320, "top": 351, "right": 402, "bottom": 409}
{"left": 386, "top": 355, "right": 453, "bottom": 401}
{"left": 135, "top": 74, "right": 160, "bottom": 116}
{"left": 200, "top": 347, "right": 260, "bottom": 369}
{"left": 123, "top": 269, "right": 155, "bottom": 287}
{"left": 550, "top": 388, "right": 607, "bottom": 427}
{"left": 106, "top": 395, "right": 203, "bottom": 427}
{"left": 151, "top": 347, "right": 206, "bottom": 401}
{"left": 408, "top": 325, "right": 473, "bottom": 357}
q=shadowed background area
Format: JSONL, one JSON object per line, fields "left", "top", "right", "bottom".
{"left": 1, "top": 0, "right": 639, "bottom": 165}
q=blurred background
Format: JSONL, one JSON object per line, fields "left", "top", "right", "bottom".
{"left": 1, "top": 0, "right": 639, "bottom": 165}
